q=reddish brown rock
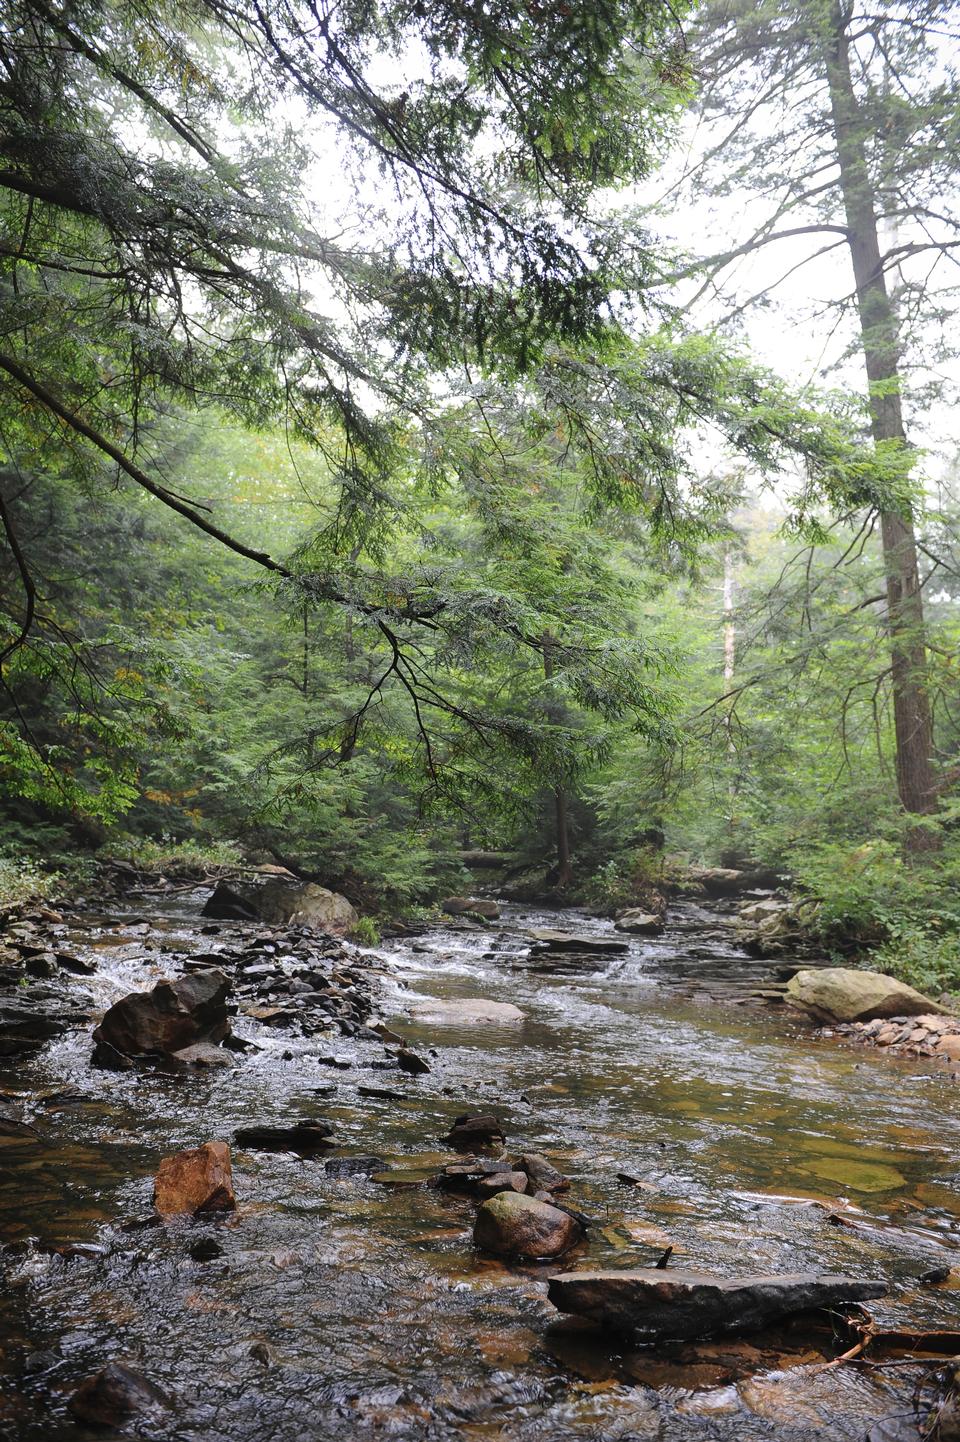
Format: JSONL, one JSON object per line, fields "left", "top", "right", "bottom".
{"left": 93, "top": 969, "right": 231, "bottom": 1065}
{"left": 154, "top": 1140, "right": 235, "bottom": 1217}
{"left": 474, "top": 1191, "right": 582, "bottom": 1259}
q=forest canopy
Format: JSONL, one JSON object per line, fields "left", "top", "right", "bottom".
{"left": 1, "top": 0, "right": 959, "bottom": 980}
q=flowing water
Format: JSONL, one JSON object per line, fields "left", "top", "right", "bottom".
{"left": 1, "top": 893, "right": 959, "bottom": 1441}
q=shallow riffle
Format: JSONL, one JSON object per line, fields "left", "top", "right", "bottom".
{"left": 1, "top": 893, "right": 959, "bottom": 1440}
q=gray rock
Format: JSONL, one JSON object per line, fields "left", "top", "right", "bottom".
{"left": 515, "top": 1152, "right": 569, "bottom": 1193}
{"left": 406, "top": 996, "right": 524, "bottom": 1025}
{"left": 324, "top": 1155, "right": 386, "bottom": 1178}
{"left": 529, "top": 930, "right": 629, "bottom": 955}
{"left": 475, "top": 1170, "right": 528, "bottom": 1198}
{"left": 203, "top": 879, "right": 358, "bottom": 934}
{"left": 442, "top": 896, "right": 500, "bottom": 919}
{"left": 786, "top": 968, "right": 947, "bottom": 1023}
{"left": 234, "top": 1121, "right": 334, "bottom": 1152}
{"left": 547, "top": 1268, "right": 887, "bottom": 1339}
{"left": 171, "top": 1042, "right": 236, "bottom": 1069}
{"left": 475, "top": 1191, "right": 583, "bottom": 1259}
{"left": 443, "top": 1113, "right": 505, "bottom": 1147}
{"left": 614, "top": 910, "right": 664, "bottom": 935}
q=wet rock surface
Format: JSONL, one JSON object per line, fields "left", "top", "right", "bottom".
{"left": 475, "top": 1191, "right": 583, "bottom": 1259}
{"left": 93, "top": 968, "right": 232, "bottom": 1066}
{"left": 234, "top": 1121, "right": 335, "bottom": 1153}
{"left": 529, "top": 929, "right": 629, "bottom": 955}
{"left": 68, "top": 1361, "right": 172, "bottom": 1425}
{"left": 154, "top": 1140, "right": 235, "bottom": 1217}
{"left": 547, "top": 1269, "right": 888, "bottom": 1339}
{"left": 786, "top": 967, "right": 947, "bottom": 1023}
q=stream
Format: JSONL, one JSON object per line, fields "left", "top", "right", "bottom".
{"left": 1, "top": 892, "right": 959, "bottom": 1440}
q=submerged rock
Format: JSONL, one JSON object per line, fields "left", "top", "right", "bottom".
{"left": 786, "top": 967, "right": 947, "bottom": 1023}
{"left": 324, "top": 1155, "right": 386, "bottom": 1178}
{"left": 69, "top": 1362, "right": 172, "bottom": 1426}
{"left": 405, "top": 996, "right": 524, "bottom": 1025}
{"left": 92, "top": 970, "right": 231, "bottom": 1066}
{"left": 475, "top": 1192, "right": 583, "bottom": 1259}
{"left": 546, "top": 1269, "right": 887, "bottom": 1339}
{"left": 202, "top": 879, "right": 358, "bottom": 934}
{"left": 154, "top": 1140, "right": 235, "bottom": 1217}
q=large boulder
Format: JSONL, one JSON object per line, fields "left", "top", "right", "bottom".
{"left": 93, "top": 969, "right": 231, "bottom": 1065}
{"left": 785, "top": 967, "right": 947, "bottom": 1023}
{"left": 202, "top": 879, "right": 358, "bottom": 934}
{"left": 474, "top": 1191, "right": 583, "bottom": 1259}
{"left": 154, "top": 1140, "right": 235, "bottom": 1217}
{"left": 547, "top": 1269, "right": 886, "bottom": 1339}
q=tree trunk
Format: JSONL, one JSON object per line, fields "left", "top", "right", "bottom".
{"left": 822, "top": 4, "right": 938, "bottom": 848}
{"left": 542, "top": 633, "right": 574, "bottom": 887}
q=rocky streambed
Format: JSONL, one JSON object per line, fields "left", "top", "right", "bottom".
{"left": 1, "top": 887, "right": 960, "bottom": 1441}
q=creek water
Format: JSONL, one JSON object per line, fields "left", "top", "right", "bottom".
{"left": 1, "top": 893, "right": 959, "bottom": 1441}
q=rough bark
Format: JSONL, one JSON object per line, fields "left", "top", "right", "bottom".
{"left": 822, "top": 4, "right": 938, "bottom": 846}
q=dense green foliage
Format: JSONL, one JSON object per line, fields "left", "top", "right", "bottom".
{"left": 2, "top": 0, "right": 959, "bottom": 1000}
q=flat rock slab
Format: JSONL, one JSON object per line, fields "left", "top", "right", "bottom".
{"left": 529, "top": 930, "right": 629, "bottom": 955}
{"left": 234, "top": 1121, "right": 334, "bottom": 1153}
{"left": 405, "top": 996, "right": 525, "bottom": 1025}
{"left": 547, "top": 1269, "right": 887, "bottom": 1339}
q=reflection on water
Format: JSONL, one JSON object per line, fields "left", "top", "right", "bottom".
{"left": 1, "top": 895, "right": 958, "bottom": 1439}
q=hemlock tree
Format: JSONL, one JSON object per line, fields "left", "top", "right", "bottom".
{"left": 679, "top": 0, "right": 960, "bottom": 846}
{"left": 0, "top": 0, "right": 696, "bottom": 811}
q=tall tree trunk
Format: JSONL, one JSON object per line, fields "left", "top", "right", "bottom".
{"left": 722, "top": 549, "right": 736, "bottom": 766}
{"left": 542, "top": 633, "right": 573, "bottom": 887}
{"left": 822, "top": 5, "right": 938, "bottom": 847}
